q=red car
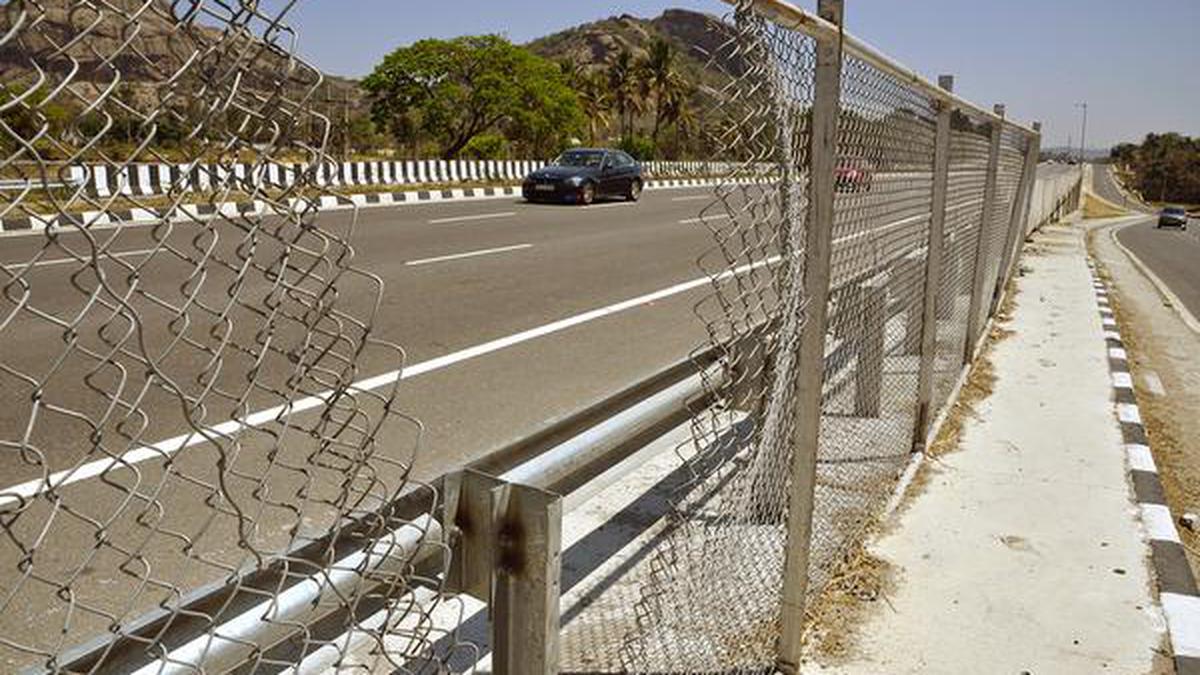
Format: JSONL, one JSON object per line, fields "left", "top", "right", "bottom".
{"left": 835, "top": 160, "right": 874, "bottom": 193}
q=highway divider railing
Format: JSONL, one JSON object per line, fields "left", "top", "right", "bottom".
{"left": 0, "top": 0, "right": 1086, "bottom": 673}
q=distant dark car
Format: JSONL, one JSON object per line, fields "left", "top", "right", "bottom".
{"left": 835, "top": 159, "right": 874, "bottom": 193}
{"left": 1157, "top": 206, "right": 1188, "bottom": 230}
{"left": 523, "top": 149, "right": 643, "bottom": 205}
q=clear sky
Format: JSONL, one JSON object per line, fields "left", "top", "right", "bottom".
{"left": 275, "top": 0, "right": 1200, "bottom": 149}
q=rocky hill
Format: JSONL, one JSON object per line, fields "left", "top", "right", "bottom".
{"left": 527, "top": 9, "right": 744, "bottom": 82}
{"left": 0, "top": 0, "right": 360, "bottom": 105}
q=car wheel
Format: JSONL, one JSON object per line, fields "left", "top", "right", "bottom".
{"left": 579, "top": 183, "right": 595, "bottom": 206}
{"left": 626, "top": 179, "right": 643, "bottom": 202}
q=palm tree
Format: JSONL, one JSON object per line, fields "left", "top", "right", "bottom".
{"left": 638, "top": 38, "right": 685, "bottom": 146}
{"left": 577, "top": 72, "right": 612, "bottom": 146}
{"left": 607, "top": 49, "right": 638, "bottom": 141}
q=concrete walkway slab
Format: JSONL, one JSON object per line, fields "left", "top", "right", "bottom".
{"left": 808, "top": 218, "right": 1169, "bottom": 674}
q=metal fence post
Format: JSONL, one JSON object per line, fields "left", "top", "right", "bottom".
{"left": 912, "top": 75, "right": 954, "bottom": 450}
{"left": 963, "top": 103, "right": 1005, "bottom": 364}
{"left": 991, "top": 121, "right": 1042, "bottom": 314}
{"left": 777, "top": 0, "right": 843, "bottom": 670}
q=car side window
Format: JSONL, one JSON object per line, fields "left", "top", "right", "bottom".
{"left": 617, "top": 152, "right": 635, "bottom": 167}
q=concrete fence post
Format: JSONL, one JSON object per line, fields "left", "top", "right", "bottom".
{"left": 912, "top": 74, "right": 955, "bottom": 449}
{"left": 777, "top": 0, "right": 843, "bottom": 671}
{"left": 963, "top": 103, "right": 1005, "bottom": 364}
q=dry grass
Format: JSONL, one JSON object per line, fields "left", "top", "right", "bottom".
{"left": 803, "top": 539, "right": 894, "bottom": 664}
{"left": 1082, "top": 192, "right": 1129, "bottom": 219}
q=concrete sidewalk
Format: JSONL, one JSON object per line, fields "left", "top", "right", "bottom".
{"left": 809, "top": 216, "right": 1172, "bottom": 674}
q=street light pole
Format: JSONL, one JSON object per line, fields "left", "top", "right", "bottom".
{"left": 1075, "top": 102, "right": 1088, "bottom": 165}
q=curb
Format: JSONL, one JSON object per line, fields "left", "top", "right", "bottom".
{"left": 0, "top": 178, "right": 721, "bottom": 235}
{"left": 1087, "top": 259, "right": 1200, "bottom": 673}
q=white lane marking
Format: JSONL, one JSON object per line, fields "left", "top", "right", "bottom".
{"left": 2, "top": 248, "right": 157, "bottom": 271}
{"left": 1140, "top": 503, "right": 1181, "bottom": 543}
{"left": 427, "top": 211, "right": 516, "bottom": 225}
{"left": 405, "top": 244, "right": 532, "bottom": 267}
{"left": 1161, "top": 593, "right": 1200, "bottom": 658}
{"left": 1126, "top": 444, "right": 1157, "bottom": 474}
{"left": 671, "top": 195, "right": 711, "bottom": 202}
{"left": 0, "top": 255, "right": 781, "bottom": 505}
{"left": 679, "top": 214, "right": 730, "bottom": 225}
{"left": 581, "top": 202, "right": 637, "bottom": 210}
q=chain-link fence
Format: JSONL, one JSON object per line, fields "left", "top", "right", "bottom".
{"left": 0, "top": 1, "right": 1073, "bottom": 673}
{"left": 0, "top": 1, "right": 470, "bottom": 672}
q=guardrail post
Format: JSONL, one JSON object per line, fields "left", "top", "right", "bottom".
{"left": 854, "top": 274, "right": 887, "bottom": 418}
{"left": 991, "top": 121, "right": 1042, "bottom": 315}
{"left": 492, "top": 481, "right": 562, "bottom": 675}
{"left": 777, "top": 0, "right": 842, "bottom": 670}
{"left": 963, "top": 103, "right": 1005, "bottom": 364}
{"left": 912, "top": 75, "right": 954, "bottom": 449}
{"left": 444, "top": 471, "right": 562, "bottom": 675}
{"left": 897, "top": 250, "right": 925, "bottom": 355}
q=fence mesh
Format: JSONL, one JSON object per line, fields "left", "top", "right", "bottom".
{"left": 0, "top": 2, "right": 468, "bottom": 672}
{"left": 620, "top": 3, "right": 1034, "bottom": 673}
{"left": 0, "top": 1, "right": 1052, "bottom": 673}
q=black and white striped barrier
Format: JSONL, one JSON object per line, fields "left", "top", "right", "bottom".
{"left": 67, "top": 160, "right": 732, "bottom": 199}
{"left": 0, "top": 179, "right": 723, "bottom": 233}
{"left": 1089, "top": 260, "right": 1200, "bottom": 674}
{"left": 75, "top": 160, "right": 553, "bottom": 198}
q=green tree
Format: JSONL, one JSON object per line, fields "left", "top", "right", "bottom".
{"left": 364, "top": 35, "right": 582, "bottom": 159}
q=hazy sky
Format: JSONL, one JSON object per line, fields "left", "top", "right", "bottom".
{"left": 274, "top": 0, "right": 1200, "bottom": 149}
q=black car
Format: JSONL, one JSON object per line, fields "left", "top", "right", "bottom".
{"left": 523, "top": 149, "right": 643, "bottom": 205}
{"left": 1157, "top": 206, "right": 1188, "bottom": 230}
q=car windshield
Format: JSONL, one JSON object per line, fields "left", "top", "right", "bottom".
{"left": 553, "top": 151, "right": 605, "bottom": 168}
{"left": 1164, "top": 207, "right": 1186, "bottom": 215}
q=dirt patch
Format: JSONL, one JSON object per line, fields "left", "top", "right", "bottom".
{"left": 1087, "top": 229, "right": 1200, "bottom": 581}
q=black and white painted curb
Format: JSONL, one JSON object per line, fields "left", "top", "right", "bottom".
{"left": 1089, "top": 259, "right": 1200, "bottom": 674}
{"left": 0, "top": 178, "right": 720, "bottom": 234}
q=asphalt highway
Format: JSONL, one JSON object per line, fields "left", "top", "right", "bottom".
{"left": 1091, "top": 165, "right": 1200, "bottom": 322}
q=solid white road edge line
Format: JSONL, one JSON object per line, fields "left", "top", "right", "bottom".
{"left": 2, "top": 248, "right": 158, "bottom": 271}
{"left": 0, "top": 255, "right": 782, "bottom": 505}
{"left": 679, "top": 214, "right": 730, "bottom": 225}
{"left": 405, "top": 243, "right": 532, "bottom": 267}
{"left": 427, "top": 211, "right": 516, "bottom": 225}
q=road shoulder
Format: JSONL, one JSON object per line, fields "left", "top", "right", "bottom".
{"left": 807, "top": 216, "right": 1172, "bottom": 674}
{"left": 1090, "top": 218, "right": 1200, "bottom": 591}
